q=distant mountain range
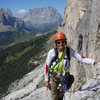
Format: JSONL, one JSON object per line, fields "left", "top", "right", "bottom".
{"left": 0, "top": 7, "right": 62, "bottom": 46}
{"left": 0, "top": 7, "right": 62, "bottom": 33}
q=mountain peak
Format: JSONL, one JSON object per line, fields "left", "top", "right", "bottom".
{"left": 0, "top": 8, "right": 12, "bottom": 16}
{"left": 0, "top": 8, "right": 25, "bottom": 31}
{"left": 23, "top": 6, "right": 62, "bottom": 32}
{"left": 23, "top": 6, "right": 62, "bottom": 23}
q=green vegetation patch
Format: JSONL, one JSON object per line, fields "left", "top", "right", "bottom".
{"left": 0, "top": 29, "right": 57, "bottom": 98}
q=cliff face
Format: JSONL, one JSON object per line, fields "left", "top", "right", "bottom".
{"left": 58, "top": 0, "right": 100, "bottom": 99}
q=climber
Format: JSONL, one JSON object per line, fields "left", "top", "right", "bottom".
{"left": 44, "top": 32, "right": 99, "bottom": 100}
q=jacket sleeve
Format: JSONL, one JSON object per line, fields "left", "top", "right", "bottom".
{"left": 70, "top": 48, "right": 95, "bottom": 65}
{"left": 44, "top": 49, "right": 54, "bottom": 82}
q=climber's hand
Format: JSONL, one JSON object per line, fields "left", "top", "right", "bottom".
{"left": 45, "top": 81, "right": 50, "bottom": 89}
{"left": 94, "top": 60, "right": 100, "bottom": 65}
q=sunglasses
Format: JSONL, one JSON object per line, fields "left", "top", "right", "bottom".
{"left": 56, "top": 41, "right": 67, "bottom": 45}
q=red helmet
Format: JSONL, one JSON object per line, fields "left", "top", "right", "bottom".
{"left": 54, "top": 32, "right": 67, "bottom": 42}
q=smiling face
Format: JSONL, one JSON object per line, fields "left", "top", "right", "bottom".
{"left": 56, "top": 40, "right": 67, "bottom": 52}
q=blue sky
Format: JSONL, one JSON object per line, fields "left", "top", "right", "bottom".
{"left": 0, "top": 0, "right": 67, "bottom": 17}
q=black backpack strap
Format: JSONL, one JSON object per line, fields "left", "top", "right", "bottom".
{"left": 50, "top": 47, "right": 71, "bottom": 68}
{"left": 49, "top": 48, "right": 58, "bottom": 70}
{"left": 51, "top": 47, "right": 70, "bottom": 63}
{"left": 66, "top": 46, "right": 71, "bottom": 61}
{"left": 51, "top": 48, "right": 58, "bottom": 63}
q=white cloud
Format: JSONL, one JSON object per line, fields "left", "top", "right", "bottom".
{"left": 15, "top": 9, "right": 27, "bottom": 18}
{"left": 16, "top": 9, "right": 27, "bottom": 14}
